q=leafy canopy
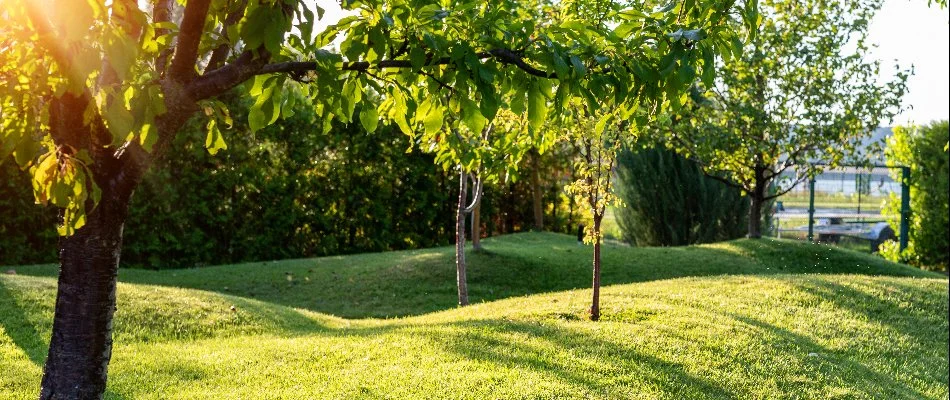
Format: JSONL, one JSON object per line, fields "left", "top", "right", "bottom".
{"left": 662, "top": 0, "right": 908, "bottom": 198}
{"left": 1, "top": 0, "right": 756, "bottom": 235}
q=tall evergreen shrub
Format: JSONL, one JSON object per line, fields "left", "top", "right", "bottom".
{"left": 615, "top": 146, "right": 748, "bottom": 246}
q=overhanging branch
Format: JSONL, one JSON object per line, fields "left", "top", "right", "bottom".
{"left": 189, "top": 47, "right": 557, "bottom": 101}
{"left": 205, "top": 0, "right": 249, "bottom": 72}
{"left": 257, "top": 48, "right": 556, "bottom": 78}
{"left": 169, "top": 0, "right": 212, "bottom": 81}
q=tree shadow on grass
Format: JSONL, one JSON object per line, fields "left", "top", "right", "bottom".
{"left": 442, "top": 321, "right": 734, "bottom": 398}
{"left": 1, "top": 278, "right": 131, "bottom": 399}
{"left": 0, "top": 277, "right": 47, "bottom": 366}
{"left": 723, "top": 312, "right": 938, "bottom": 399}
{"left": 791, "top": 278, "right": 949, "bottom": 346}
{"left": 342, "top": 318, "right": 737, "bottom": 398}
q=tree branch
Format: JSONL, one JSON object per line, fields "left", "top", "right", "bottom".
{"left": 700, "top": 170, "right": 746, "bottom": 191}
{"left": 256, "top": 48, "right": 555, "bottom": 77}
{"left": 153, "top": 0, "right": 174, "bottom": 76}
{"left": 763, "top": 173, "right": 809, "bottom": 201}
{"left": 187, "top": 50, "right": 270, "bottom": 100}
{"left": 190, "top": 46, "right": 556, "bottom": 101}
{"left": 205, "top": 0, "right": 249, "bottom": 73}
{"left": 168, "top": 0, "right": 212, "bottom": 81}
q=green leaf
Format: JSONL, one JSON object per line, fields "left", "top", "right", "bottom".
{"left": 423, "top": 102, "right": 444, "bottom": 135}
{"left": 460, "top": 98, "right": 487, "bottom": 134}
{"left": 248, "top": 86, "right": 273, "bottom": 133}
{"left": 104, "top": 97, "right": 133, "bottom": 142}
{"left": 13, "top": 135, "right": 40, "bottom": 169}
{"left": 205, "top": 119, "right": 227, "bottom": 155}
{"left": 409, "top": 46, "right": 427, "bottom": 68}
{"left": 389, "top": 90, "right": 413, "bottom": 134}
{"left": 527, "top": 81, "right": 548, "bottom": 132}
{"left": 241, "top": 5, "right": 287, "bottom": 53}
{"left": 139, "top": 123, "right": 158, "bottom": 152}
{"left": 300, "top": 8, "right": 315, "bottom": 44}
{"left": 359, "top": 105, "right": 379, "bottom": 133}
{"left": 676, "top": 64, "right": 696, "bottom": 86}
{"left": 569, "top": 56, "right": 587, "bottom": 76}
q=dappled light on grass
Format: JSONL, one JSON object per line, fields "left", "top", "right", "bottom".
{"left": 2, "top": 233, "right": 947, "bottom": 398}
{"left": 2, "top": 273, "right": 941, "bottom": 399}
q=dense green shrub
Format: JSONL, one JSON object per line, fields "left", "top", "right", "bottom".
{"left": 120, "top": 92, "right": 457, "bottom": 268}
{"left": 614, "top": 146, "right": 749, "bottom": 246}
{"left": 882, "top": 120, "right": 949, "bottom": 270}
{"left": 0, "top": 161, "right": 58, "bottom": 265}
{"left": 1, "top": 91, "right": 456, "bottom": 268}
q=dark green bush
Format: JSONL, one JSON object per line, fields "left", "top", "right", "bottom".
{"left": 1, "top": 91, "right": 456, "bottom": 268}
{"left": 0, "top": 161, "right": 58, "bottom": 265}
{"left": 615, "top": 146, "right": 749, "bottom": 246}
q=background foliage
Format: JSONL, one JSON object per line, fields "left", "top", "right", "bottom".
{"left": 615, "top": 145, "right": 749, "bottom": 246}
{"left": 1, "top": 91, "right": 458, "bottom": 268}
{"left": 881, "top": 120, "right": 949, "bottom": 270}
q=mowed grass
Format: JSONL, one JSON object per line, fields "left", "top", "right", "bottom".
{"left": 1, "top": 232, "right": 947, "bottom": 399}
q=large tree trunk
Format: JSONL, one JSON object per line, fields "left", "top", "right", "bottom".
{"left": 748, "top": 195, "right": 763, "bottom": 239}
{"left": 39, "top": 184, "right": 133, "bottom": 400}
{"left": 530, "top": 151, "right": 544, "bottom": 231}
{"left": 589, "top": 216, "right": 602, "bottom": 321}
{"left": 38, "top": 86, "right": 194, "bottom": 399}
{"left": 747, "top": 166, "right": 767, "bottom": 239}
{"left": 455, "top": 170, "right": 469, "bottom": 306}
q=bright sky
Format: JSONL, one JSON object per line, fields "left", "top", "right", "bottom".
{"left": 867, "top": 0, "right": 950, "bottom": 125}
{"left": 310, "top": 0, "right": 949, "bottom": 126}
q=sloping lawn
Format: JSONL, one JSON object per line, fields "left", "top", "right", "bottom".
{"left": 2, "top": 233, "right": 947, "bottom": 399}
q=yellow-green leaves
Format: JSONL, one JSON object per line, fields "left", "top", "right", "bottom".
{"left": 416, "top": 98, "right": 444, "bottom": 136}
{"left": 527, "top": 80, "right": 549, "bottom": 133}
{"left": 248, "top": 75, "right": 283, "bottom": 133}
{"left": 205, "top": 119, "right": 227, "bottom": 155}
{"left": 200, "top": 99, "right": 233, "bottom": 155}
{"left": 388, "top": 89, "right": 413, "bottom": 134}
{"left": 29, "top": 151, "right": 99, "bottom": 236}
{"left": 460, "top": 98, "right": 487, "bottom": 134}
{"left": 359, "top": 106, "right": 378, "bottom": 133}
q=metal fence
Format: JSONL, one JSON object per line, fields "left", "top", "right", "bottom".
{"left": 772, "top": 165, "right": 910, "bottom": 253}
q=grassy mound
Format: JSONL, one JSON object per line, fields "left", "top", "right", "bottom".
{"left": 2, "top": 233, "right": 947, "bottom": 399}
{"left": 9, "top": 232, "right": 938, "bottom": 318}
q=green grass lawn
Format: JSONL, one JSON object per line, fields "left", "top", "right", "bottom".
{"left": 2, "top": 232, "right": 947, "bottom": 399}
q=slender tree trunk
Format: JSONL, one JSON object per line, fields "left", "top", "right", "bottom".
{"left": 530, "top": 151, "right": 544, "bottom": 231}
{"left": 455, "top": 170, "right": 469, "bottom": 306}
{"left": 471, "top": 200, "right": 482, "bottom": 252}
{"left": 590, "top": 215, "right": 603, "bottom": 321}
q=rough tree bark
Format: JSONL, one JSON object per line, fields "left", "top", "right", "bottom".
{"left": 37, "top": 86, "right": 196, "bottom": 400}
{"left": 37, "top": 95, "right": 137, "bottom": 399}
{"left": 747, "top": 165, "right": 767, "bottom": 239}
